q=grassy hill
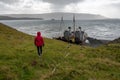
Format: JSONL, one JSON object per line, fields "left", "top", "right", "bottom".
{"left": 0, "top": 23, "right": 120, "bottom": 80}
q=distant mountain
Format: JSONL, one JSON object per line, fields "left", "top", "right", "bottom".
{"left": 0, "top": 16, "right": 15, "bottom": 20}
{"left": 0, "top": 16, "right": 43, "bottom": 20}
{"left": 2, "top": 12, "right": 107, "bottom": 20}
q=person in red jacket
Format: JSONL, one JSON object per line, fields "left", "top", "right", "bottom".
{"left": 34, "top": 32, "right": 44, "bottom": 56}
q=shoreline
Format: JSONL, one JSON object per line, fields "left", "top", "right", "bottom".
{"left": 54, "top": 36, "right": 120, "bottom": 47}
{"left": 0, "top": 22, "right": 119, "bottom": 47}
{"left": 54, "top": 36, "right": 111, "bottom": 47}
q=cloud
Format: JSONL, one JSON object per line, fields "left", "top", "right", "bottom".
{"left": 0, "top": 0, "right": 51, "bottom": 14}
{"left": 110, "top": 2, "right": 120, "bottom": 8}
{"left": 62, "top": 0, "right": 120, "bottom": 18}
{"left": 104, "top": 2, "right": 120, "bottom": 18}
{"left": 43, "top": 0, "right": 83, "bottom": 5}
{"left": 0, "top": 2, "right": 16, "bottom": 14}
{"left": 0, "top": 0, "right": 21, "bottom": 5}
{"left": 43, "top": 0, "right": 84, "bottom": 12}
{"left": 0, "top": 0, "right": 120, "bottom": 18}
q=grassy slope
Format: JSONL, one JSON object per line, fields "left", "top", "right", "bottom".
{"left": 0, "top": 23, "right": 120, "bottom": 80}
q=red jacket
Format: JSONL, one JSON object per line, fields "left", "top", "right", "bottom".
{"left": 34, "top": 32, "right": 44, "bottom": 46}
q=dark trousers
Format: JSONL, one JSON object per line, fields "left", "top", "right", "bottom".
{"left": 37, "top": 46, "right": 42, "bottom": 56}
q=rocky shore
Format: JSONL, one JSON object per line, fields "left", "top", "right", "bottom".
{"left": 86, "top": 37, "right": 110, "bottom": 47}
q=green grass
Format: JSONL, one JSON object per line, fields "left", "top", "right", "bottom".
{"left": 0, "top": 23, "right": 120, "bottom": 80}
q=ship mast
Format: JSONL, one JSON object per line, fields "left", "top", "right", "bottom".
{"left": 73, "top": 14, "right": 76, "bottom": 33}
{"left": 59, "top": 16, "right": 64, "bottom": 36}
{"left": 60, "top": 16, "right": 63, "bottom": 30}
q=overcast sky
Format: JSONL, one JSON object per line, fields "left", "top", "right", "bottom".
{"left": 0, "top": 0, "right": 120, "bottom": 18}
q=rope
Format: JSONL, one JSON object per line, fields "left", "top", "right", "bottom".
{"left": 51, "top": 43, "right": 71, "bottom": 74}
{"left": 39, "top": 43, "right": 72, "bottom": 80}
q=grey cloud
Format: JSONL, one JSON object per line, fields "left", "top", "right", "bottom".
{"left": 0, "top": 2, "right": 13, "bottom": 14}
{"left": 106, "top": 2, "right": 120, "bottom": 11}
{"left": 43, "top": 0, "right": 84, "bottom": 12}
{"left": 0, "top": 3, "right": 8, "bottom": 10}
{"left": 43, "top": 0, "right": 83, "bottom": 5}
{"left": 23, "top": 1, "right": 34, "bottom": 8}
{"left": 111, "top": 3, "right": 120, "bottom": 7}
{"left": 0, "top": 0, "right": 20, "bottom": 4}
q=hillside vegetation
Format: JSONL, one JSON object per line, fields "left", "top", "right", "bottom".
{"left": 0, "top": 23, "right": 120, "bottom": 80}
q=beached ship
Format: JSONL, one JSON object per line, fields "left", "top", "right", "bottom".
{"left": 54, "top": 15, "right": 88, "bottom": 44}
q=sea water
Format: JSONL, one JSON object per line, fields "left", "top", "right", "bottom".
{"left": 0, "top": 19, "right": 120, "bottom": 40}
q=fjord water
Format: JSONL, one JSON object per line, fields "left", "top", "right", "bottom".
{"left": 0, "top": 19, "right": 120, "bottom": 40}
